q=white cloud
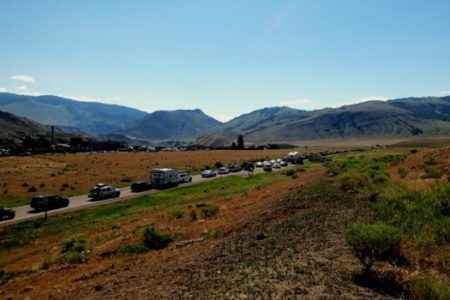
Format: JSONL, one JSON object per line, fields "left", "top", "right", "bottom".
{"left": 280, "top": 98, "right": 314, "bottom": 107}
{"left": 11, "top": 75, "right": 35, "bottom": 83}
{"left": 265, "top": 3, "right": 294, "bottom": 33}
{"left": 440, "top": 90, "right": 450, "bottom": 95}
{"left": 15, "top": 85, "right": 28, "bottom": 92}
{"left": 355, "top": 96, "right": 389, "bottom": 103}
{"left": 0, "top": 87, "right": 8, "bottom": 93}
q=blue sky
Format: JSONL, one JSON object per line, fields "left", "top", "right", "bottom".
{"left": 1, "top": 0, "right": 450, "bottom": 121}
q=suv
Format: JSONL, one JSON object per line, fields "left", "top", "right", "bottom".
{"left": 0, "top": 206, "right": 15, "bottom": 221}
{"left": 31, "top": 195, "right": 69, "bottom": 211}
{"left": 131, "top": 181, "right": 152, "bottom": 192}
{"left": 88, "top": 185, "right": 121, "bottom": 200}
{"left": 178, "top": 171, "right": 192, "bottom": 183}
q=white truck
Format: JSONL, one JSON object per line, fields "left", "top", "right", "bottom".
{"left": 150, "top": 168, "right": 180, "bottom": 189}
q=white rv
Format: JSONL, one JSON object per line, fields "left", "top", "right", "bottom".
{"left": 150, "top": 168, "right": 180, "bottom": 189}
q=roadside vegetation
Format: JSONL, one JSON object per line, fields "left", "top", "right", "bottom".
{"left": 331, "top": 149, "right": 450, "bottom": 298}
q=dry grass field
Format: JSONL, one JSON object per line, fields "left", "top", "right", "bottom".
{"left": 0, "top": 148, "right": 326, "bottom": 207}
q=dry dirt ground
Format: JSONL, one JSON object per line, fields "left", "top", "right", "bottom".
{"left": 0, "top": 164, "right": 395, "bottom": 299}
{"left": 0, "top": 148, "right": 336, "bottom": 206}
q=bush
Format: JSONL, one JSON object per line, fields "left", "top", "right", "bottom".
{"left": 424, "top": 165, "right": 445, "bottom": 179}
{"left": 201, "top": 204, "right": 219, "bottom": 218}
{"left": 142, "top": 225, "right": 174, "bottom": 250}
{"left": 344, "top": 223, "right": 401, "bottom": 272}
{"left": 0, "top": 269, "right": 13, "bottom": 285}
{"left": 285, "top": 169, "right": 295, "bottom": 177}
{"left": 28, "top": 186, "right": 37, "bottom": 192}
{"left": 409, "top": 276, "right": 450, "bottom": 300}
{"left": 60, "top": 237, "right": 88, "bottom": 264}
{"left": 339, "top": 173, "right": 370, "bottom": 192}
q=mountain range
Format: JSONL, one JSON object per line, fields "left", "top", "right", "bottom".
{"left": 0, "top": 93, "right": 147, "bottom": 135}
{"left": 1, "top": 92, "right": 450, "bottom": 147}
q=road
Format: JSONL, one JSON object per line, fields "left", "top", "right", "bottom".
{"left": 0, "top": 166, "right": 288, "bottom": 228}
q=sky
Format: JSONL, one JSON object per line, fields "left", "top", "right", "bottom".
{"left": 1, "top": 0, "right": 450, "bottom": 121}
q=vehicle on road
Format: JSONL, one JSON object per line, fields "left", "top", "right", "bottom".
{"left": 151, "top": 168, "right": 180, "bottom": 189}
{"left": 287, "top": 152, "right": 304, "bottom": 164}
{"left": 31, "top": 195, "right": 70, "bottom": 211}
{"left": 218, "top": 167, "right": 230, "bottom": 175}
{"left": 228, "top": 164, "right": 242, "bottom": 172}
{"left": 88, "top": 185, "right": 120, "bottom": 200}
{"left": 201, "top": 169, "right": 217, "bottom": 178}
{"left": 178, "top": 171, "right": 193, "bottom": 183}
{"left": 0, "top": 206, "right": 15, "bottom": 221}
{"left": 242, "top": 162, "right": 255, "bottom": 171}
{"left": 255, "top": 161, "right": 264, "bottom": 168}
{"left": 131, "top": 181, "right": 153, "bottom": 192}
{"left": 273, "top": 162, "right": 281, "bottom": 169}
{"left": 280, "top": 160, "right": 288, "bottom": 167}
{"left": 263, "top": 163, "right": 273, "bottom": 172}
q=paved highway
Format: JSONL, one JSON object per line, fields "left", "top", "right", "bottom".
{"left": 0, "top": 166, "right": 289, "bottom": 228}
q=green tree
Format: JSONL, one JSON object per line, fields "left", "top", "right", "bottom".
{"left": 237, "top": 135, "right": 244, "bottom": 150}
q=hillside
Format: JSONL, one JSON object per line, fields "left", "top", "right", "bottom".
{"left": 0, "top": 110, "right": 69, "bottom": 149}
{"left": 110, "top": 109, "right": 222, "bottom": 142}
{"left": 0, "top": 93, "right": 147, "bottom": 136}
{"left": 198, "top": 96, "right": 450, "bottom": 145}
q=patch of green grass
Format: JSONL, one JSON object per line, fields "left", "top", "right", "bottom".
{"left": 115, "top": 245, "right": 148, "bottom": 256}
{"left": 203, "top": 229, "right": 223, "bottom": 239}
{"left": 0, "top": 195, "right": 31, "bottom": 208}
{"left": 0, "top": 172, "right": 282, "bottom": 253}
{"left": 201, "top": 203, "right": 219, "bottom": 218}
{"left": 59, "top": 237, "right": 88, "bottom": 264}
{"left": 142, "top": 225, "right": 174, "bottom": 250}
{"left": 409, "top": 276, "right": 450, "bottom": 299}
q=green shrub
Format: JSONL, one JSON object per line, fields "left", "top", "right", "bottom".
{"left": 60, "top": 237, "right": 88, "bottom": 264}
{"left": 142, "top": 225, "right": 174, "bottom": 250}
{"left": 398, "top": 167, "right": 408, "bottom": 179}
{"left": 0, "top": 269, "right": 13, "bottom": 285}
{"left": 409, "top": 276, "right": 450, "bottom": 300}
{"left": 115, "top": 245, "right": 148, "bottom": 256}
{"left": 373, "top": 174, "right": 389, "bottom": 185}
{"left": 425, "top": 165, "right": 445, "bottom": 179}
{"left": 339, "top": 173, "right": 370, "bottom": 192}
{"left": 201, "top": 204, "right": 219, "bottom": 218}
{"left": 28, "top": 186, "right": 37, "bottom": 192}
{"left": 40, "top": 258, "right": 54, "bottom": 270}
{"left": 285, "top": 169, "right": 295, "bottom": 177}
{"left": 344, "top": 223, "right": 401, "bottom": 272}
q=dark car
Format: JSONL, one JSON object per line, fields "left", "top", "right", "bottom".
{"left": 242, "top": 162, "right": 255, "bottom": 171}
{"left": 131, "top": 181, "right": 153, "bottom": 192}
{"left": 31, "top": 195, "right": 69, "bottom": 211}
{"left": 0, "top": 206, "right": 15, "bottom": 221}
{"left": 229, "top": 164, "right": 242, "bottom": 172}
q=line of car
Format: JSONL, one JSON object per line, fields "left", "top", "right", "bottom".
{"left": 0, "top": 153, "right": 304, "bottom": 222}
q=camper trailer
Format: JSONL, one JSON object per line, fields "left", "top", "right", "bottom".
{"left": 287, "top": 152, "right": 303, "bottom": 164}
{"left": 150, "top": 168, "right": 180, "bottom": 189}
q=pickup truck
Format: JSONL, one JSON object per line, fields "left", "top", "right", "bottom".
{"left": 0, "top": 206, "right": 15, "bottom": 221}
{"left": 88, "top": 185, "right": 121, "bottom": 200}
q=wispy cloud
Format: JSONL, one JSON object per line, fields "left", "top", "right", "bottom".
{"left": 440, "top": 90, "right": 450, "bottom": 95}
{"left": 15, "top": 85, "right": 28, "bottom": 92}
{"left": 0, "top": 87, "right": 8, "bottom": 93}
{"left": 11, "top": 74, "right": 35, "bottom": 83}
{"left": 355, "top": 96, "right": 389, "bottom": 103}
{"left": 280, "top": 98, "right": 313, "bottom": 107}
{"left": 265, "top": 3, "right": 294, "bottom": 33}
